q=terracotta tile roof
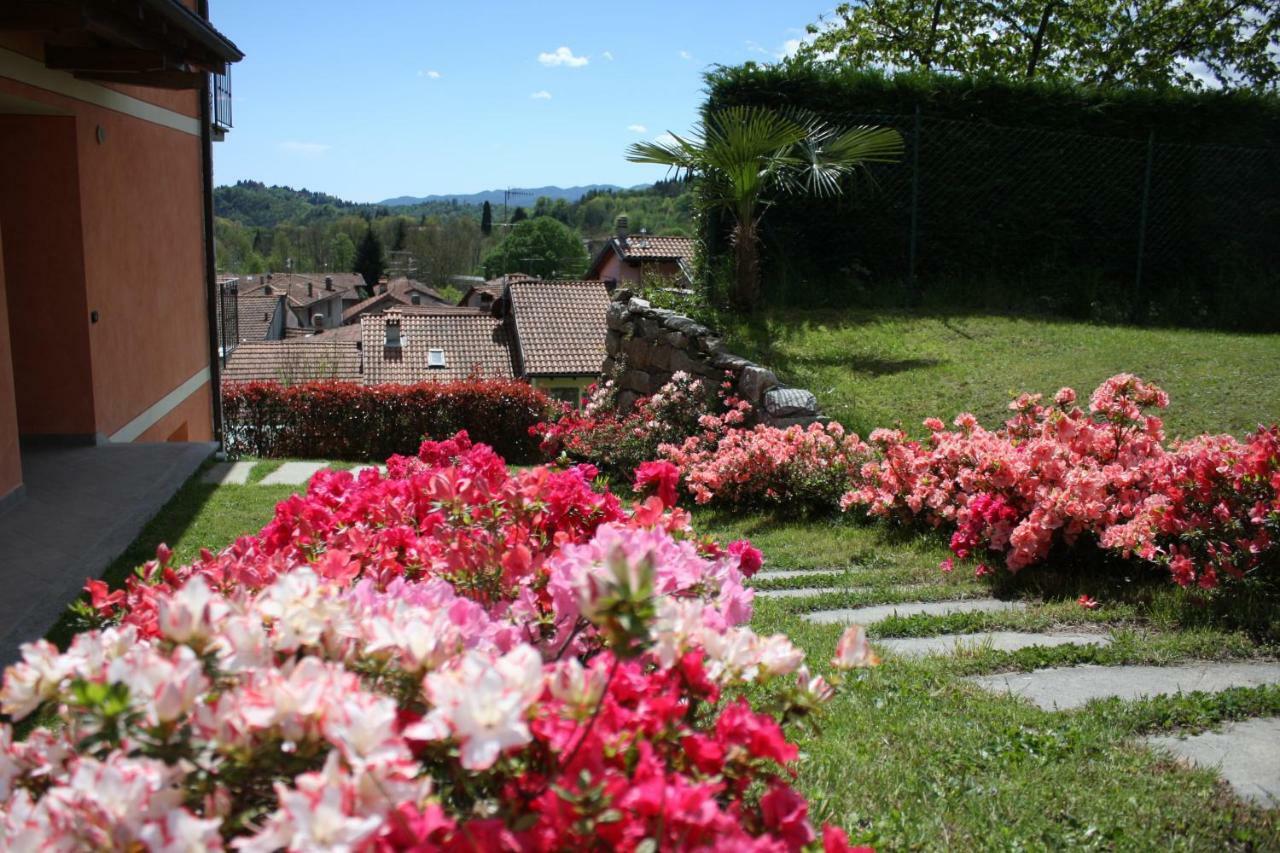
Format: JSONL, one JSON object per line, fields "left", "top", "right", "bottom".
{"left": 221, "top": 294, "right": 283, "bottom": 343}
{"left": 615, "top": 235, "right": 695, "bottom": 263}
{"left": 343, "top": 279, "right": 451, "bottom": 323}
{"left": 507, "top": 280, "right": 610, "bottom": 377}
{"left": 342, "top": 291, "right": 411, "bottom": 324}
{"left": 360, "top": 309, "right": 515, "bottom": 384}
{"left": 395, "top": 304, "right": 489, "bottom": 316}
{"left": 222, "top": 341, "right": 360, "bottom": 384}
{"left": 240, "top": 273, "right": 367, "bottom": 306}
{"left": 586, "top": 235, "right": 695, "bottom": 279}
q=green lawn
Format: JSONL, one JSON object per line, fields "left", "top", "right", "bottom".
{"left": 692, "top": 509, "right": 1280, "bottom": 850}
{"left": 721, "top": 309, "right": 1280, "bottom": 438}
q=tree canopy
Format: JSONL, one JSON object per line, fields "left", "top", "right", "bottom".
{"left": 481, "top": 217, "right": 589, "bottom": 279}
{"left": 353, "top": 227, "right": 386, "bottom": 292}
{"left": 800, "top": 0, "right": 1279, "bottom": 91}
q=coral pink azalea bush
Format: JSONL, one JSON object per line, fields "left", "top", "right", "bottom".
{"left": 535, "top": 371, "right": 717, "bottom": 482}
{"left": 841, "top": 375, "right": 1279, "bottom": 589}
{"left": 2, "top": 432, "right": 875, "bottom": 851}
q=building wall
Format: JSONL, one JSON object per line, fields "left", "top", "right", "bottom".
{"left": 76, "top": 97, "right": 211, "bottom": 440}
{"left": 0, "top": 114, "right": 97, "bottom": 437}
{"left": 0, "top": 45, "right": 213, "bottom": 444}
{"left": 0, "top": 226, "right": 22, "bottom": 500}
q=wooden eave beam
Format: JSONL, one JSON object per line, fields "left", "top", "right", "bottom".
{"left": 0, "top": 3, "right": 84, "bottom": 31}
{"left": 73, "top": 67, "right": 203, "bottom": 89}
{"left": 44, "top": 44, "right": 168, "bottom": 72}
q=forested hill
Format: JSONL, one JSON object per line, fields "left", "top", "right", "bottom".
{"left": 214, "top": 181, "right": 477, "bottom": 229}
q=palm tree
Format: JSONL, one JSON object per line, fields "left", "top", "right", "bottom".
{"left": 626, "top": 106, "right": 903, "bottom": 311}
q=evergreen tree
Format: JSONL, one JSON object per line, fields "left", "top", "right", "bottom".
{"left": 480, "top": 201, "right": 493, "bottom": 236}
{"left": 391, "top": 218, "right": 408, "bottom": 251}
{"left": 353, "top": 227, "right": 386, "bottom": 295}
{"left": 511, "top": 206, "right": 528, "bottom": 224}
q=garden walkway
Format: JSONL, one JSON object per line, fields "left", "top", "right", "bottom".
{"left": 753, "top": 567, "right": 1280, "bottom": 808}
{"left": 202, "top": 461, "right": 384, "bottom": 485}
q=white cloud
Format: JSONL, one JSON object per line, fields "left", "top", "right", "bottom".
{"left": 418, "top": 69, "right": 442, "bottom": 79}
{"left": 530, "top": 90, "right": 552, "bottom": 100}
{"left": 538, "top": 46, "right": 588, "bottom": 68}
{"left": 654, "top": 132, "right": 678, "bottom": 146}
{"left": 746, "top": 37, "right": 806, "bottom": 60}
{"left": 278, "top": 141, "right": 330, "bottom": 156}
{"left": 627, "top": 124, "right": 647, "bottom": 133}
{"left": 678, "top": 50, "right": 693, "bottom": 61}
{"left": 602, "top": 50, "right": 614, "bottom": 61}
{"left": 779, "top": 38, "right": 803, "bottom": 58}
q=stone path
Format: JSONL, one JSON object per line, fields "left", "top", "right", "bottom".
{"left": 804, "top": 583, "right": 1280, "bottom": 807}
{"left": 805, "top": 598, "right": 1026, "bottom": 625}
{"left": 259, "top": 461, "right": 330, "bottom": 486}
{"left": 756, "top": 586, "right": 871, "bottom": 599}
{"left": 876, "top": 631, "right": 1111, "bottom": 658}
{"left": 200, "top": 461, "right": 387, "bottom": 487}
{"left": 1146, "top": 718, "right": 1280, "bottom": 807}
{"left": 967, "top": 662, "right": 1280, "bottom": 711}
{"left": 201, "top": 460, "right": 255, "bottom": 485}
{"left": 753, "top": 568, "right": 851, "bottom": 581}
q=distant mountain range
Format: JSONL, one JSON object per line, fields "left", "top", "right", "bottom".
{"left": 379, "top": 184, "right": 648, "bottom": 207}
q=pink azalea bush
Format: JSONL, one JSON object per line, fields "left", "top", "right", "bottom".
{"left": 1, "top": 432, "right": 877, "bottom": 851}
{"left": 535, "top": 371, "right": 717, "bottom": 482}
{"left": 841, "top": 375, "right": 1279, "bottom": 589}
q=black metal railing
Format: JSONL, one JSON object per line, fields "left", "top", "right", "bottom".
{"left": 211, "top": 68, "right": 232, "bottom": 130}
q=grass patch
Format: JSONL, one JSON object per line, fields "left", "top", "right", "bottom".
{"left": 719, "top": 308, "right": 1280, "bottom": 439}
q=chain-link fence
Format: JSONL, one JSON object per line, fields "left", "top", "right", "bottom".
{"left": 734, "top": 110, "right": 1280, "bottom": 328}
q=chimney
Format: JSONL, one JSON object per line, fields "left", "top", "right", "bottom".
{"left": 325, "top": 276, "right": 334, "bottom": 291}
{"left": 312, "top": 313, "right": 326, "bottom": 329}
{"left": 263, "top": 284, "right": 273, "bottom": 295}
{"left": 266, "top": 272, "right": 273, "bottom": 281}
{"left": 385, "top": 316, "right": 402, "bottom": 349}
{"left": 307, "top": 282, "right": 314, "bottom": 298}
{"left": 615, "top": 214, "right": 629, "bottom": 243}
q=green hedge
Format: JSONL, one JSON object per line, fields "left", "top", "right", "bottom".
{"left": 703, "top": 64, "right": 1280, "bottom": 329}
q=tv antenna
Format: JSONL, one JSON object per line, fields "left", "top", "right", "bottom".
{"left": 502, "top": 187, "right": 534, "bottom": 223}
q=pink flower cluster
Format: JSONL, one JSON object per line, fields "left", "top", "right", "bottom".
{"left": 841, "top": 375, "right": 1279, "bottom": 587}
{"left": 535, "top": 371, "right": 718, "bottom": 481}
{"left": 660, "top": 419, "right": 873, "bottom": 509}
{"left": 2, "top": 432, "right": 876, "bottom": 851}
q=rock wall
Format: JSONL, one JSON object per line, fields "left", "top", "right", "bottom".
{"left": 602, "top": 291, "right": 823, "bottom": 427}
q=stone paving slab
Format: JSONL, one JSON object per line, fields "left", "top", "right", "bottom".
{"left": 1146, "top": 717, "right": 1280, "bottom": 807}
{"left": 756, "top": 586, "right": 873, "bottom": 599}
{"left": 805, "top": 598, "right": 1026, "bottom": 625}
{"left": 968, "top": 662, "right": 1280, "bottom": 711}
{"left": 259, "top": 461, "right": 329, "bottom": 486}
{"left": 876, "top": 631, "right": 1112, "bottom": 658}
{"left": 201, "top": 461, "right": 255, "bottom": 485}
{"left": 753, "top": 568, "right": 847, "bottom": 581}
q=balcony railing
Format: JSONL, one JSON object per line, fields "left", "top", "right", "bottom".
{"left": 211, "top": 68, "right": 233, "bottom": 137}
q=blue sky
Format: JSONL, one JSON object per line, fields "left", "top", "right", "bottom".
{"left": 210, "top": 0, "right": 828, "bottom": 202}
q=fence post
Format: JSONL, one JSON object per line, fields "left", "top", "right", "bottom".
{"left": 1132, "top": 129, "right": 1155, "bottom": 322}
{"left": 907, "top": 104, "right": 921, "bottom": 303}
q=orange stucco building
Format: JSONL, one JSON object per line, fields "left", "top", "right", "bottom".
{"left": 0, "top": 1, "right": 241, "bottom": 510}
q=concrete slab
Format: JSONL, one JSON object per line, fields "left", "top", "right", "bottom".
{"left": 805, "top": 598, "right": 1026, "bottom": 625}
{"left": 752, "top": 568, "right": 847, "bottom": 581}
{"left": 201, "top": 461, "right": 255, "bottom": 485}
{"left": 1146, "top": 717, "right": 1280, "bottom": 807}
{"left": 756, "top": 586, "right": 873, "bottom": 599}
{"left": 259, "top": 461, "right": 329, "bottom": 486}
{"left": 0, "top": 442, "right": 216, "bottom": 667}
{"left": 876, "top": 631, "right": 1111, "bottom": 658}
{"left": 968, "top": 662, "right": 1280, "bottom": 711}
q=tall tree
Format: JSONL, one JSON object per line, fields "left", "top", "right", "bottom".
{"left": 327, "top": 232, "right": 356, "bottom": 272}
{"left": 353, "top": 227, "right": 386, "bottom": 295}
{"left": 481, "top": 217, "right": 588, "bottom": 279}
{"left": 801, "top": 0, "right": 1279, "bottom": 91}
{"left": 510, "top": 206, "right": 528, "bottom": 224}
{"left": 480, "top": 200, "right": 493, "bottom": 236}
{"left": 627, "top": 106, "right": 902, "bottom": 311}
